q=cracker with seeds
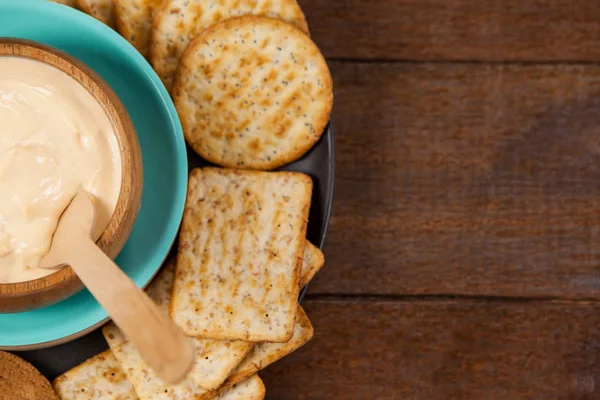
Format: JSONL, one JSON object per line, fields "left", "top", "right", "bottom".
{"left": 151, "top": 0, "right": 308, "bottom": 91}
{"left": 173, "top": 16, "right": 332, "bottom": 170}
{"left": 53, "top": 350, "right": 138, "bottom": 400}
{"left": 77, "top": 0, "right": 116, "bottom": 27}
{"left": 170, "top": 167, "right": 312, "bottom": 341}
{"left": 216, "top": 375, "right": 265, "bottom": 400}
{"left": 224, "top": 306, "right": 313, "bottom": 388}
{"left": 103, "top": 258, "right": 253, "bottom": 393}
{"left": 114, "top": 0, "right": 163, "bottom": 57}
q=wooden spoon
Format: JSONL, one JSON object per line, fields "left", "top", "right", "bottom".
{"left": 38, "top": 191, "right": 194, "bottom": 384}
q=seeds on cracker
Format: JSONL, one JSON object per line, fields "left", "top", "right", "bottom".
{"left": 114, "top": 0, "right": 163, "bottom": 57}
{"left": 172, "top": 16, "right": 333, "bottom": 170}
{"left": 103, "top": 258, "right": 253, "bottom": 393}
{"left": 170, "top": 167, "right": 312, "bottom": 341}
{"left": 76, "top": 0, "right": 116, "bottom": 27}
{"left": 53, "top": 350, "right": 138, "bottom": 400}
{"left": 151, "top": 0, "right": 308, "bottom": 91}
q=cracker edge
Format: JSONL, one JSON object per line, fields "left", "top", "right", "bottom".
{"left": 75, "top": 0, "right": 116, "bottom": 27}
{"left": 224, "top": 306, "right": 314, "bottom": 388}
{"left": 52, "top": 349, "right": 131, "bottom": 399}
{"left": 114, "top": 0, "right": 153, "bottom": 57}
{"left": 148, "top": 0, "right": 171, "bottom": 81}
{"left": 300, "top": 241, "right": 325, "bottom": 288}
{"left": 216, "top": 374, "right": 266, "bottom": 400}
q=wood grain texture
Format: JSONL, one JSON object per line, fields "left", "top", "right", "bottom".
{"left": 0, "top": 39, "right": 143, "bottom": 313}
{"left": 298, "top": 0, "right": 600, "bottom": 61}
{"left": 261, "top": 299, "right": 600, "bottom": 400}
{"left": 310, "top": 61, "right": 600, "bottom": 298}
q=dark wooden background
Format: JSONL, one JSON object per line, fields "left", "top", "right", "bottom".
{"left": 260, "top": 1, "right": 600, "bottom": 399}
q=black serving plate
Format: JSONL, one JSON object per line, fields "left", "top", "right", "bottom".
{"left": 14, "top": 123, "right": 334, "bottom": 380}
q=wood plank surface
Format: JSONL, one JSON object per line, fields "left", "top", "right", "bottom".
{"left": 261, "top": 299, "right": 600, "bottom": 400}
{"left": 310, "top": 61, "right": 600, "bottom": 298}
{"left": 262, "top": 2, "right": 600, "bottom": 398}
{"left": 299, "top": 0, "right": 600, "bottom": 61}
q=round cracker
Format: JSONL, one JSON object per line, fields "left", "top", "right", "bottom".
{"left": 114, "top": 0, "right": 163, "bottom": 57}
{"left": 77, "top": 0, "right": 116, "bottom": 27}
{"left": 173, "top": 16, "right": 333, "bottom": 170}
{"left": 151, "top": 0, "right": 309, "bottom": 91}
{"left": 0, "top": 351, "right": 59, "bottom": 400}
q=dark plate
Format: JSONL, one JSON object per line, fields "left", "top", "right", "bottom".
{"left": 14, "top": 123, "right": 335, "bottom": 380}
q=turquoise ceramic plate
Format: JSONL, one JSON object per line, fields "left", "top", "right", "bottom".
{"left": 0, "top": 0, "right": 188, "bottom": 349}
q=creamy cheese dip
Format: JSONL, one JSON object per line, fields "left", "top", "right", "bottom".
{"left": 0, "top": 56, "right": 121, "bottom": 283}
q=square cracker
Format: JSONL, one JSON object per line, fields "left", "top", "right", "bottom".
{"left": 224, "top": 306, "right": 314, "bottom": 388}
{"left": 170, "top": 167, "right": 312, "bottom": 342}
{"left": 53, "top": 350, "right": 138, "bottom": 399}
{"left": 103, "top": 258, "right": 253, "bottom": 393}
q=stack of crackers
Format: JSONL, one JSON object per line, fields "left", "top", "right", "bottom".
{"left": 50, "top": 0, "right": 333, "bottom": 398}
{"left": 53, "top": 171, "right": 325, "bottom": 399}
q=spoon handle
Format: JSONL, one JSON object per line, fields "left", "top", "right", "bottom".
{"left": 67, "top": 237, "right": 194, "bottom": 384}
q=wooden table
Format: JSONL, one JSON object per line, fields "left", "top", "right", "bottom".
{"left": 260, "top": 1, "right": 600, "bottom": 398}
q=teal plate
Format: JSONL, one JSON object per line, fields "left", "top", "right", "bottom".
{"left": 0, "top": 0, "right": 188, "bottom": 349}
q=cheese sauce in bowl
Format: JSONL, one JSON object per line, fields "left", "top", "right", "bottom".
{"left": 0, "top": 57, "right": 122, "bottom": 284}
{"left": 0, "top": 38, "right": 143, "bottom": 313}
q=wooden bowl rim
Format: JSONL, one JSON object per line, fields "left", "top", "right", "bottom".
{"left": 0, "top": 38, "right": 143, "bottom": 307}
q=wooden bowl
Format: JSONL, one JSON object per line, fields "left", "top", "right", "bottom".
{"left": 0, "top": 39, "right": 143, "bottom": 313}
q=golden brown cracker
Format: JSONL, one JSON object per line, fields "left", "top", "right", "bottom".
{"left": 173, "top": 16, "right": 332, "bottom": 170}
{"left": 170, "top": 167, "right": 312, "bottom": 341}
